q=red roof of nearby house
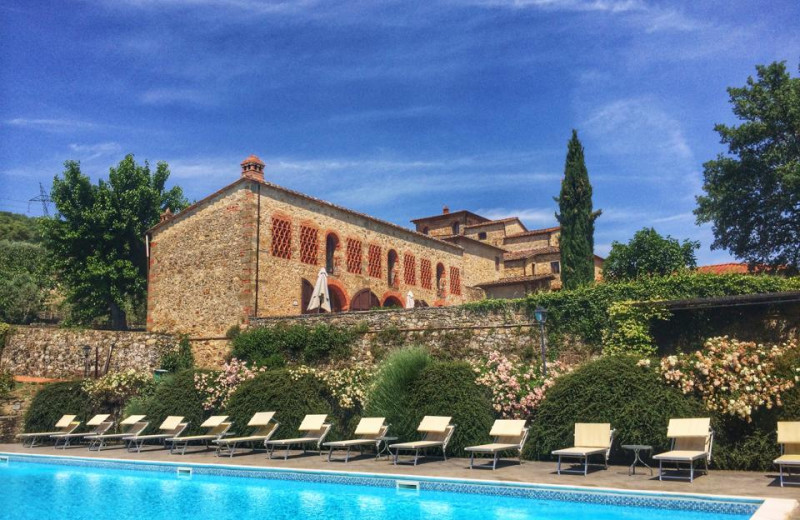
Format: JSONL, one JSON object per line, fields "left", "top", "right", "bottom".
{"left": 696, "top": 263, "right": 751, "bottom": 274}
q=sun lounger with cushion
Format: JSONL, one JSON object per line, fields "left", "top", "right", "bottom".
{"left": 774, "top": 421, "right": 800, "bottom": 487}
{"left": 653, "top": 417, "right": 713, "bottom": 482}
{"left": 124, "top": 416, "right": 188, "bottom": 453}
{"left": 465, "top": 419, "right": 529, "bottom": 470}
{"left": 389, "top": 416, "right": 455, "bottom": 466}
{"left": 51, "top": 414, "right": 112, "bottom": 449}
{"left": 166, "top": 415, "right": 232, "bottom": 455}
{"left": 267, "top": 414, "right": 332, "bottom": 460}
{"left": 323, "top": 417, "right": 389, "bottom": 462}
{"left": 213, "top": 412, "right": 279, "bottom": 458}
{"left": 552, "top": 423, "right": 615, "bottom": 475}
{"left": 17, "top": 415, "right": 80, "bottom": 448}
{"left": 86, "top": 415, "right": 149, "bottom": 451}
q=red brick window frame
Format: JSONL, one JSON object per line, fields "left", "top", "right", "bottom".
{"left": 367, "top": 244, "right": 382, "bottom": 278}
{"left": 271, "top": 216, "right": 292, "bottom": 259}
{"left": 420, "top": 259, "right": 432, "bottom": 289}
{"left": 449, "top": 266, "right": 462, "bottom": 296}
{"left": 346, "top": 238, "right": 363, "bottom": 274}
{"left": 299, "top": 224, "right": 319, "bottom": 265}
{"left": 403, "top": 253, "right": 416, "bottom": 286}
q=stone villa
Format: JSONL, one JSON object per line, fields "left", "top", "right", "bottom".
{"left": 145, "top": 155, "right": 603, "bottom": 339}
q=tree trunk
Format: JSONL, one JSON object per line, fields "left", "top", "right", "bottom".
{"left": 110, "top": 301, "right": 127, "bottom": 330}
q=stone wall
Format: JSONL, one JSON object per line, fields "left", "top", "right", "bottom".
{"left": 0, "top": 326, "right": 178, "bottom": 378}
{"left": 251, "top": 306, "right": 541, "bottom": 363}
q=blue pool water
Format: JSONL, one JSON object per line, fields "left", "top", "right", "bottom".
{"left": 0, "top": 457, "right": 757, "bottom": 520}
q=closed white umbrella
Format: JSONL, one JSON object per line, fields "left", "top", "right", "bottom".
{"left": 307, "top": 268, "right": 332, "bottom": 313}
{"left": 405, "top": 291, "right": 415, "bottom": 309}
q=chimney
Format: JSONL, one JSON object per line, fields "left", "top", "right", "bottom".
{"left": 159, "top": 208, "right": 173, "bottom": 223}
{"left": 442, "top": 205, "right": 450, "bottom": 214}
{"left": 241, "top": 154, "right": 265, "bottom": 181}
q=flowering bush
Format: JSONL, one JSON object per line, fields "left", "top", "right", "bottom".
{"left": 289, "top": 365, "right": 373, "bottom": 411}
{"left": 82, "top": 369, "right": 154, "bottom": 410}
{"left": 194, "top": 358, "right": 266, "bottom": 411}
{"left": 659, "top": 337, "right": 798, "bottom": 421}
{"left": 470, "top": 350, "right": 571, "bottom": 418}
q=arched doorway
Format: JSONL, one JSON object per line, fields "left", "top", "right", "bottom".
{"left": 326, "top": 233, "right": 339, "bottom": 274}
{"left": 350, "top": 289, "right": 380, "bottom": 311}
{"left": 387, "top": 249, "right": 399, "bottom": 287}
{"left": 382, "top": 295, "right": 403, "bottom": 309}
{"left": 415, "top": 300, "right": 429, "bottom": 308}
{"left": 301, "top": 278, "right": 347, "bottom": 313}
{"left": 300, "top": 278, "right": 314, "bottom": 314}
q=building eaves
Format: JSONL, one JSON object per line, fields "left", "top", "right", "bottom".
{"left": 410, "top": 210, "right": 489, "bottom": 224}
{"left": 439, "top": 234, "right": 508, "bottom": 252}
{"left": 503, "top": 246, "right": 560, "bottom": 261}
{"left": 475, "top": 273, "right": 555, "bottom": 288}
{"left": 463, "top": 217, "right": 527, "bottom": 231}
{"left": 504, "top": 226, "right": 561, "bottom": 239}
{"left": 147, "top": 177, "right": 463, "bottom": 253}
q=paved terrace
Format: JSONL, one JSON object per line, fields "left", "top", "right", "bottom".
{"left": 3, "top": 443, "right": 799, "bottom": 509}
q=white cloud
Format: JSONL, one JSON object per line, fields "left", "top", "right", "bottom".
{"left": 68, "top": 142, "right": 122, "bottom": 160}
{"left": 5, "top": 118, "right": 98, "bottom": 132}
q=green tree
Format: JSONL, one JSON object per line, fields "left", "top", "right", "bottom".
{"left": 603, "top": 227, "right": 699, "bottom": 281}
{"left": 695, "top": 61, "right": 800, "bottom": 272}
{"left": 0, "top": 240, "right": 53, "bottom": 323}
{"left": 42, "top": 155, "right": 187, "bottom": 329}
{"left": 555, "top": 130, "right": 601, "bottom": 289}
{"left": 0, "top": 211, "right": 41, "bottom": 243}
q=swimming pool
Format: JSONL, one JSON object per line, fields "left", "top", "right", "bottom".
{"left": 0, "top": 454, "right": 763, "bottom": 520}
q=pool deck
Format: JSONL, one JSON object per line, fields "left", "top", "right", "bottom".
{"left": 2, "top": 443, "right": 798, "bottom": 518}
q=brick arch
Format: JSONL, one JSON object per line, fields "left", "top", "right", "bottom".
{"left": 327, "top": 278, "right": 350, "bottom": 311}
{"left": 381, "top": 290, "right": 405, "bottom": 309}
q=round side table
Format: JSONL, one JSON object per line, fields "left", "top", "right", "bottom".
{"left": 622, "top": 444, "right": 653, "bottom": 476}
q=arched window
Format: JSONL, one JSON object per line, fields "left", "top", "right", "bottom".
{"left": 325, "top": 233, "right": 339, "bottom": 274}
{"left": 350, "top": 289, "right": 380, "bottom": 311}
{"left": 435, "top": 262, "right": 446, "bottom": 292}
{"left": 387, "top": 249, "right": 398, "bottom": 287}
{"left": 451, "top": 222, "right": 460, "bottom": 235}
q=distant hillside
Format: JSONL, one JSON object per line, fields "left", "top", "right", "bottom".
{"left": 0, "top": 211, "right": 41, "bottom": 243}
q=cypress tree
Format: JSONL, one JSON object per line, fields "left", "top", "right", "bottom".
{"left": 554, "top": 130, "right": 601, "bottom": 289}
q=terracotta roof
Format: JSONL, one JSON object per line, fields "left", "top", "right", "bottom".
{"left": 475, "top": 273, "right": 555, "bottom": 288}
{"left": 505, "top": 226, "right": 561, "bottom": 239}
{"left": 439, "top": 234, "right": 507, "bottom": 251}
{"left": 503, "top": 246, "right": 560, "bottom": 261}
{"left": 464, "top": 217, "right": 527, "bottom": 231}
{"left": 410, "top": 210, "right": 489, "bottom": 224}
{"left": 147, "top": 177, "right": 462, "bottom": 252}
{"left": 695, "top": 263, "right": 750, "bottom": 274}
{"left": 240, "top": 154, "right": 265, "bottom": 166}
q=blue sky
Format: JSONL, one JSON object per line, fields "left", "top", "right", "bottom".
{"left": 1, "top": 0, "right": 798, "bottom": 264}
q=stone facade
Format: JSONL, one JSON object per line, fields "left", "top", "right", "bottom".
{"left": 0, "top": 326, "right": 177, "bottom": 378}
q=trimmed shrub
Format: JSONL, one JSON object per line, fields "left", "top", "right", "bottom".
{"left": 364, "top": 347, "right": 431, "bottom": 441}
{"left": 408, "top": 361, "right": 495, "bottom": 457}
{"left": 224, "top": 369, "right": 335, "bottom": 440}
{"left": 136, "top": 369, "right": 210, "bottom": 435}
{"left": 526, "top": 355, "right": 705, "bottom": 462}
{"left": 0, "top": 369, "right": 13, "bottom": 400}
{"left": 23, "top": 381, "right": 98, "bottom": 433}
{"left": 230, "top": 323, "right": 356, "bottom": 366}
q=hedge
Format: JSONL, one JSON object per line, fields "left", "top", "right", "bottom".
{"left": 408, "top": 361, "right": 495, "bottom": 457}
{"left": 231, "top": 323, "right": 359, "bottom": 366}
{"left": 525, "top": 355, "right": 705, "bottom": 462}
{"left": 134, "top": 369, "right": 210, "bottom": 435}
{"left": 23, "top": 381, "right": 99, "bottom": 433}
{"left": 224, "top": 370, "right": 337, "bottom": 440}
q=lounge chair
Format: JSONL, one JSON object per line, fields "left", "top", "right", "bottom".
{"left": 166, "top": 415, "right": 232, "bottom": 455}
{"left": 17, "top": 415, "right": 80, "bottom": 448}
{"left": 465, "top": 419, "right": 529, "bottom": 470}
{"left": 323, "top": 417, "right": 389, "bottom": 463}
{"left": 213, "top": 412, "right": 279, "bottom": 458}
{"left": 653, "top": 417, "right": 713, "bottom": 482}
{"left": 389, "top": 416, "right": 455, "bottom": 466}
{"left": 51, "top": 414, "right": 113, "bottom": 449}
{"left": 552, "top": 423, "right": 615, "bottom": 475}
{"left": 774, "top": 421, "right": 800, "bottom": 487}
{"left": 124, "top": 416, "right": 188, "bottom": 453}
{"left": 267, "top": 414, "right": 332, "bottom": 460}
{"left": 86, "top": 415, "right": 149, "bottom": 451}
